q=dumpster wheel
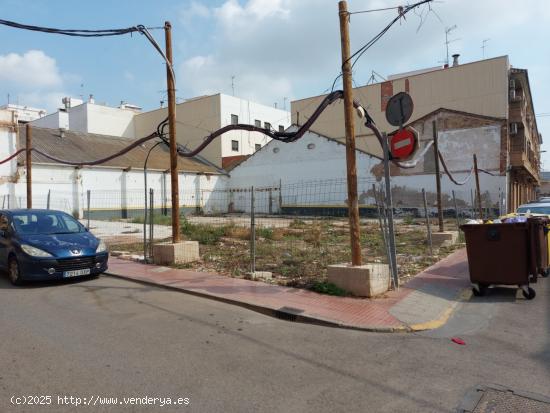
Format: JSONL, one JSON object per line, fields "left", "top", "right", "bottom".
{"left": 521, "top": 286, "right": 536, "bottom": 300}
{"left": 542, "top": 268, "right": 550, "bottom": 278}
{"left": 472, "top": 284, "right": 487, "bottom": 297}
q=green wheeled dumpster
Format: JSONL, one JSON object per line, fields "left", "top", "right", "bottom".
{"left": 461, "top": 222, "right": 536, "bottom": 299}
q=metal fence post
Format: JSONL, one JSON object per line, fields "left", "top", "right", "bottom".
{"left": 47, "top": 189, "right": 51, "bottom": 210}
{"left": 250, "top": 186, "right": 256, "bottom": 275}
{"left": 422, "top": 188, "right": 433, "bottom": 256}
{"left": 470, "top": 188, "right": 475, "bottom": 219}
{"left": 452, "top": 190, "right": 461, "bottom": 241}
{"left": 382, "top": 132, "right": 398, "bottom": 289}
{"left": 86, "top": 190, "right": 91, "bottom": 230}
{"left": 149, "top": 188, "right": 154, "bottom": 261}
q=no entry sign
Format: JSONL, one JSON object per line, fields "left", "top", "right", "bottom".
{"left": 390, "top": 128, "right": 417, "bottom": 160}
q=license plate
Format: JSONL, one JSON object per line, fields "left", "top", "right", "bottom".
{"left": 63, "top": 268, "right": 91, "bottom": 278}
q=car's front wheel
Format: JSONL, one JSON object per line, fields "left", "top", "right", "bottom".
{"left": 8, "top": 257, "right": 23, "bottom": 286}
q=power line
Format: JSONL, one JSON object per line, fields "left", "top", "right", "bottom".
{"left": 330, "top": 0, "right": 434, "bottom": 92}
{"left": 0, "top": 18, "right": 139, "bottom": 37}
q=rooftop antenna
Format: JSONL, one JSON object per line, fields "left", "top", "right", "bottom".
{"left": 367, "top": 70, "right": 386, "bottom": 85}
{"left": 231, "top": 75, "right": 236, "bottom": 96}
{"left": 482, "top": 38, "right": 490, "bottom": 59}
{"left": 444, "top": 25, "right": 459, "bottom": 66}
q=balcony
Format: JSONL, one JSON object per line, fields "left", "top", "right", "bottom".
{"left": 509, "top": 130, "right": 540, "bottom": 182}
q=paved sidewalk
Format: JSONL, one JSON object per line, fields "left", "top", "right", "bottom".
{"left": 105, "top": 249, "right": 470, "bottom": 332}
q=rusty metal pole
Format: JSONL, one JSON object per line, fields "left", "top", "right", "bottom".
{"left": 473, "top": 154, "right": 483, "bottom": 219}
{"left": 432, "top": 120, "right": 444, "bottom": 232}
{"left": 25, "top": 124, "right": 32, "bottom": 209}
{"left": 165, "top": 21, "right": 180, "bottom": 243}
{"left": 338, "top": 1, "right": 362, "bottom": 266}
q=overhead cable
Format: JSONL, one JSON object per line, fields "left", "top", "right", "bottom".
{"left": 438, "top": 150, "right": 474, "bottom": 185}
{"left": 0, "top": 18, "right": 140, "bottom": 37}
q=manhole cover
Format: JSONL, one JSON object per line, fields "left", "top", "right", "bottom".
{"left": 458, "top": 385, "right": 550, "bottom": 413}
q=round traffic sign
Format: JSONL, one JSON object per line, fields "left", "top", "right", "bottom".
{"left": 385, "top": 92, "right": 414, "bottom": 127}
{"left": 390, "top": 128, "right": 417, "bottom": 160}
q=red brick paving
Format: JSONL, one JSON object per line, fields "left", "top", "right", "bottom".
{"left": 106, "top": 249, "right": 469, "bottom": 331}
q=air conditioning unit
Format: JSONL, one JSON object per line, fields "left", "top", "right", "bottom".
{"left": 509, "top": 79, "right": 516, "bottom": 89}
{"left": 510, "top": 123, "right": 518, "bottom": 135}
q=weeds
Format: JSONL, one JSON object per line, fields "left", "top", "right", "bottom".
{"left": 311, "top": 281, "right": 348, "bottom": 296}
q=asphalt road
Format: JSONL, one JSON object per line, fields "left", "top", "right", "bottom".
{"left": 0, "top": 274, "right": 548, "bottom": 413}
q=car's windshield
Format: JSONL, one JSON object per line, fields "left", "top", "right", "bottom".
{"left": 516, "top": 206, "right": 550, "bottom": 215}
{"left": 12, "top": 212, "right": 84, "bottom": 235}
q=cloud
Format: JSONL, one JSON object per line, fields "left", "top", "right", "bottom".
{"left": 0, "top": 50, "right": 73, "bottom": 112}
{"left": 0, "top": 50, "right": 62, "bottom": 90}
{"left": 174, "top": 0, "right": 550, "bottom": 160}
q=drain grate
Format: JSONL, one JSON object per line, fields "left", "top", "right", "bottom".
{"left": 273, "top": 306, "right": 304, "bottom": 322}
{"left": 458, "top": 385, "right": 550, "bottom": 413}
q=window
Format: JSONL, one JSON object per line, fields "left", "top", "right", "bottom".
{"left": 254, "top": 119, "right": 261, "bottom": 127}
{"left": 231, "top": 114, "right": 238, "bottom": 125}
{"left": 264, "top": 122, "right": 271, "bottom": 130}
{"left": 231, "top": 140, "right": 239, "bottom": 152}
{"left": 12, "top": 211, "right": 84, "bottom": 235}
{"left": 255, "top": 144, "right": 261, "bottom": 152}
{"left": 279, "top": 125, "right": 285, "bottom": 132}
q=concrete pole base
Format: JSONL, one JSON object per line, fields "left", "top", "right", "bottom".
{"left": 431, "top": 231, "right": 459, "bottom": 248}
{"left": 152, "top": 241, "right": 200, "bottom": 265}
{"left": 327, "top": 263, "right": 390, "bottom": 297}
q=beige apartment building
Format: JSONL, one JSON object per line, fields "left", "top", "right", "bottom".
{"left": 291, "top": 56, "right": 541, "bottom": 212}
{"left": 134, "top": 94, "right": 290, "bottom": 169}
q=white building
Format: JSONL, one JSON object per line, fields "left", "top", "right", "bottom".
{"left": 226, "top": 109, "right": 507, "bottom": 215}
{"left": 0, "top": 110, "right": 228, "bottom": 218}
{"left": 0, "top": 104, "right": 47, "bottom": 123}
{"left": 133, "top": 94, "right": 291, "bottom": 169}
{"left": 31, "top": 96, "right": 139, "bottom": 138}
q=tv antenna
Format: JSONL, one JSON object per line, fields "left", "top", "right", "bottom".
{"left": 481, "top": 38, "right": 490, "bottom": 59}
{"left": 367, "top": 70, "right": 386, "bottom": 85}
{"left": 444, "top": 25, "right": 460, "bottom": 65}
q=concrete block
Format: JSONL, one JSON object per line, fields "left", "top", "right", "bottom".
{"left": 432, "top": 231, "right": 459, "bottom": 247}
{"left": 251, "top": 271, "right": 273, "bottom": 280}
{"left": 327, "top": 263, "right": 390, "bottom": 297}
{"left": 153, "top": 241, "right": 200, "bottom": 265}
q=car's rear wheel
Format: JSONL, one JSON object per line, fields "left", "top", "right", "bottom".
{"left": 8, "top": 257, "right": 22, "bottom": 286}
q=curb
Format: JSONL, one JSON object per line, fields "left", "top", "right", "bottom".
{"left": 407, "top": 288, "right": 472, "bottom": 331}
{"left": 105, "top": 270, "right": 469, "bottom": 334}
{"left": 105, "top": 271, "right": 411, "bottom": 333}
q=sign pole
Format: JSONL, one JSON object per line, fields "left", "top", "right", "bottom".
{"left": 338, "top": 1, "right": 362, "bottom": 266}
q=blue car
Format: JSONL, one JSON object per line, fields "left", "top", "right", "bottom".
{"left": 0, "top": 209, "right": 108, "bottom": 285}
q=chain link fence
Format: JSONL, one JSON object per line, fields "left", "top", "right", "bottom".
{"left": 2, "top": 178, "right": 501, "bottom": 290}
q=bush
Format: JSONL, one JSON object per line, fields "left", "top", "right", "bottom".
{"left": 180, "top": 219, "right": 227, "bottom": 245}
{"left": 311, "top": 281, "right": 348, "bottom": 296}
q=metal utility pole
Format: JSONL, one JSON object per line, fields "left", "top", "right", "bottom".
{"left": 433, "top": 120, "right": 444, "bottom": 232}
{"left": 164, "top": 21, "right": 180, "bottom": 243}
{"left": 338, "top": 0, "right": 362, "bottom": 266}
{"left": 25, "top": 124, "right": 32, "bottom": 208}
{"left": 473, "top": 154, "right": 483, "bottom": 219}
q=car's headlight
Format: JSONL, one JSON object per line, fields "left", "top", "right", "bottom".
{"left": 96, "top": 239, "right": 107, "bottom": 253}
{"left": 21, "top": 244, "right": 53, "bottom": 257}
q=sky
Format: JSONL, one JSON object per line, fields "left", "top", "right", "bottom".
{"left": 0, "top": 0, "right": 549, "bottom": 165}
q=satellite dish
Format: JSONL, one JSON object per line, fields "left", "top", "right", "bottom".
{"left": 385, "top": 92, "right": 414, "bottom": 127}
